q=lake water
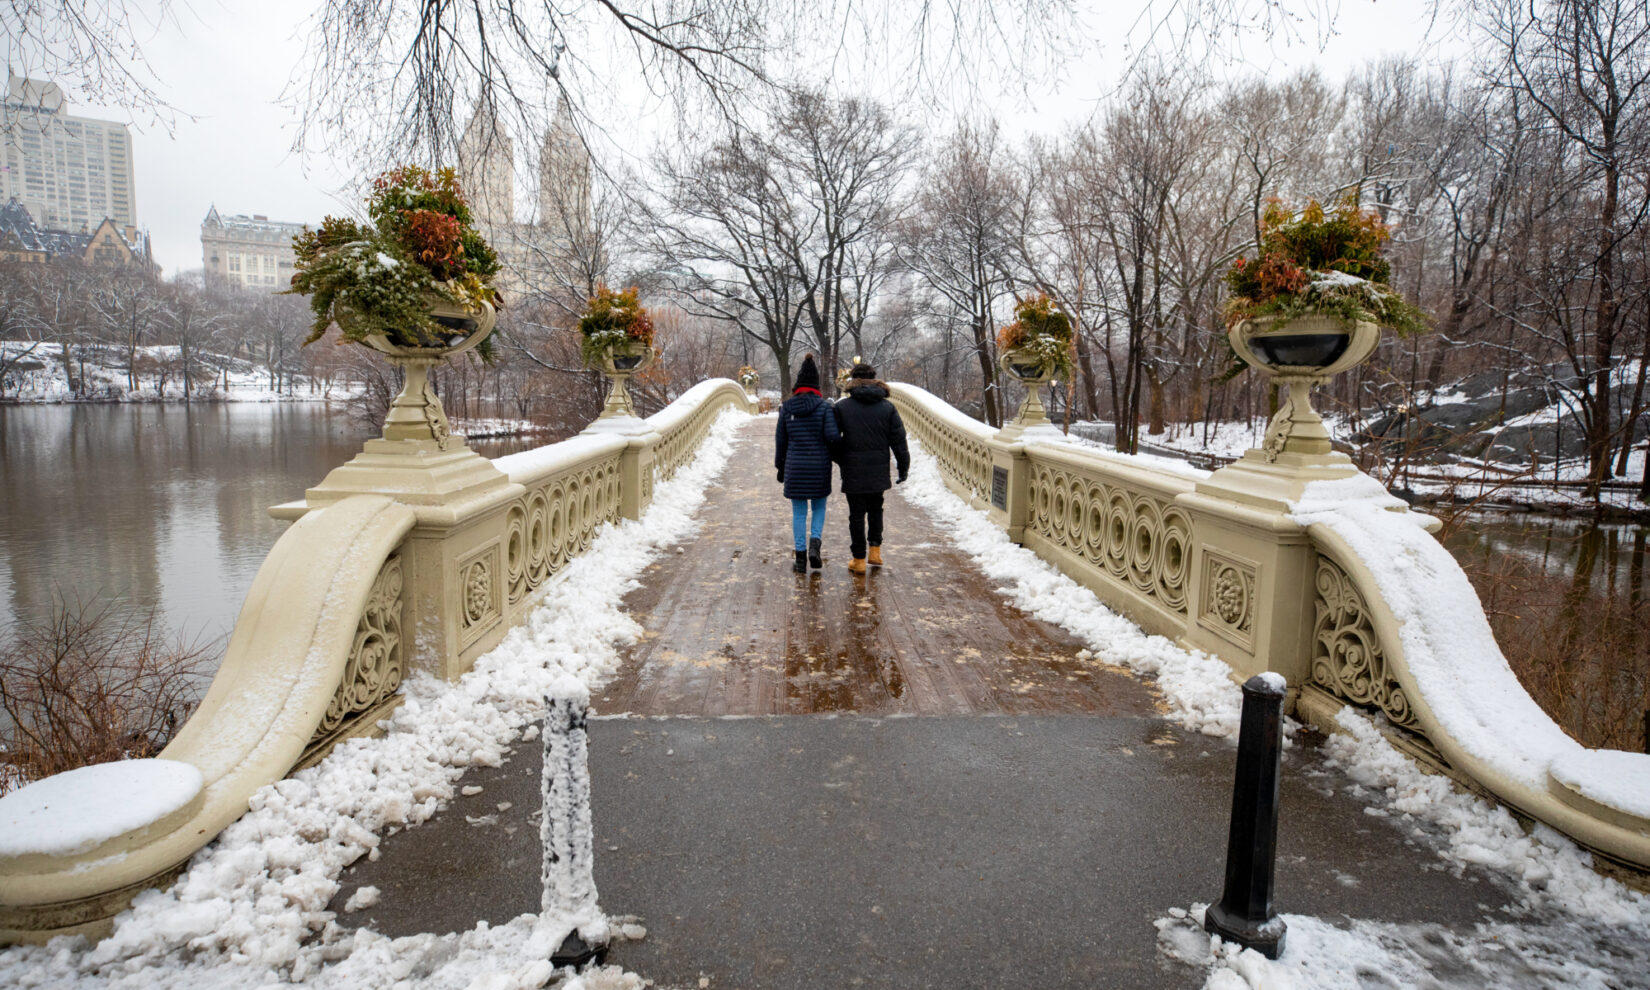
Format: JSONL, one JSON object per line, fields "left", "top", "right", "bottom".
{"left": 0, "top": 403, "right": 532, "bottom": 651}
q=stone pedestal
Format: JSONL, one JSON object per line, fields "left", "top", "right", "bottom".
{"left": 271, "top": 353, "right": 524, "bottom": 680}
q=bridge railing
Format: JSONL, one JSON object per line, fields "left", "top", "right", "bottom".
{"left": 888, "top": 382, "right": 1650, "bottom": 874}
{"left": 0, "top": 379, "right": 755, "bottom": 945}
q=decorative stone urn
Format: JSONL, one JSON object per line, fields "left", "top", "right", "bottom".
{"left": 1228, "top": 313, "right": 1380, "bottom": 463}
{"left": 737, "top": 368, "right": 759, "bottom": 396}
{"left": 594, "top": 339, "right": 656, "bottom": 419}
{"left": 1196, "top": 311, "right": 1384, "bottom": 512}
{"left": 280, "top": 299, "right": 510, "bottom": 514}
{"left": 363, "top": 298, "right": 498, "bottom": 448}
{"left": 996, "top": 347, "right": 1060, "bottom": 438}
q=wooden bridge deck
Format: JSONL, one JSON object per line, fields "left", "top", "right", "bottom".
{"left": 596, "top": 419, "right": 1160, "bottom": 718}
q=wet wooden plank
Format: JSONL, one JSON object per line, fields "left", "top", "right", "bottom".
{"left": 596, "top": 420, "right": 1160, "bottom": 718}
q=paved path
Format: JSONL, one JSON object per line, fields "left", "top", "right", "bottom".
{"left": 332, "top": 420, "right": 1525, "bottom": 987}
{"left": 599, "top": 421, "right": 1157, "bottom": 718}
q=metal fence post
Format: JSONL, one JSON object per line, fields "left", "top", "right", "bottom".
{"left": 1205, "top": 672, "right": 1288, "bottom": 959}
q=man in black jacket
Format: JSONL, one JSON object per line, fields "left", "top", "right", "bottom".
{"left": 832, "top": 363, "right": 911, "bottom": 574}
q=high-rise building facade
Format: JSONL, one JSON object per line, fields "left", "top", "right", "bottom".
{"left": 201, "top": 207, "right": 306, "bottom": 291}
{"left": 2, "top": 75, "right": 137, "bottom": 231}
{"left": 456, "top": 95, "right": 596, "bottom": 302}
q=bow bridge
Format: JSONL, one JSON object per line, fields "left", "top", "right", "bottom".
{"left": 2, "top": 372, "right": 1647, "bottom": 981}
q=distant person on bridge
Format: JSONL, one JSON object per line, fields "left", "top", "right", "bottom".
{"left": 775, "top": 353, "right": 841, "bottom": 574}
{"left": 832, "top": 361, "right": 910, "bottom": 575}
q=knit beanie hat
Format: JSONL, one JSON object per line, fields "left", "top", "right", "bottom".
{"left": 850, "top": 362, "right": 877, "bottom": 380}
{"left": 794, "top": 353, "right": 821, "bottom": 391}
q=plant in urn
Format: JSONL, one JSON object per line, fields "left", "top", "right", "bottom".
{"left": 1224, "top": 197, "right": 1427, "bottom": 464}
{"left": 579, "top": 286, "right": 657, "bottom": 419}
{"left": 288, "top": 166, "right": 501, "bottom": 450}
{"left": 996, "top": 294, "right": 1076, "bottom": 437}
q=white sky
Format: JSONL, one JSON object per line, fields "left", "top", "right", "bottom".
{"left": 56, "top": 0, "right": 1468, "bottom": 277}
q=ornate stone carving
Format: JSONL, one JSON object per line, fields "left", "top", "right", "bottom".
{"left": 897, "top": 402, "right": 992, "bottom": 499}
{"left": 497, "top": 452, "right": 626, "bottom": 618}
{"left": 311, "top": 555, "right": 404, "bottom": 742}
{"left": 1312, "top": 555, "right": 1418, "bottom": 730}
{"left": 1025, "top": 461, "right": 1192, "bottom": 617}
{"left": 422, "top": 377, "right": 453, "bottom": 450}
{"left": 458, "top": 544, "right": 502, "bottom": 645}
{"left": 1199, "top": 550, "right": 1256, "bottom": 647}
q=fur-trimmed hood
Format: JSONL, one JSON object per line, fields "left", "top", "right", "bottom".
{"left": 844, "top": 380, "right": 889, "bottom": 402}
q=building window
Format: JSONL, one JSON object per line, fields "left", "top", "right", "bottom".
{"left": 228, "top": 255, "right": 241, "bottom": 273}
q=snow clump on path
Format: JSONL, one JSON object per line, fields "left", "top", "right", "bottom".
{"left": 0, "top": 408, "right": 748, "bottom": 990}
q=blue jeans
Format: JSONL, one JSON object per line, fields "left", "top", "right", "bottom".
{"left": 791, "top": 497, "right": 827, "bottom": 551}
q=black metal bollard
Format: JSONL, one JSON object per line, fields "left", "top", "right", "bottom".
{"left": 543, "top": 695, "right": 607, "bottom": 968}
{"left": 1205, "top": 672, "right": 1287, "bottom": 959}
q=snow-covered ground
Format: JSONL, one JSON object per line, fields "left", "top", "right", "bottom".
{"left": 0, "top": 408, "right": 749, "bottom": 990}
{"left": 1084, "top": 412, "right": 1650, "bottom": 514}
{"left": 0, "top": 341, "right": 352, "bottom": 403}
{"left": 899, "top": 438, "right": 1650, "bottom": 990}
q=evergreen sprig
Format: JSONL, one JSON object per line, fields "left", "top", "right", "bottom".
{"left": 997, "top": 294, "right": 1077, "bottom": 377}
{"left": 1226, "top": 197, "right": 1429, "bottom": 338}
{"left": 288, "top": 166, "right": 501, "bottom": 358}
{"left": 578, "top": 286, "right": 655, "bottom": 365}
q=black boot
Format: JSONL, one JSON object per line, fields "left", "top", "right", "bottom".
{"left": 793, "top": 550, "right": 808, "bottom": 573}
{"left": 808, "top": 537, "right": 823, "bottom": 569}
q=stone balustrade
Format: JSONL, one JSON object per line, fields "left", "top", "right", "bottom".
{"left": 0, "top": 379, "right": 755, "bottom": 944}
{"left": 888, "top": 382, "right": 1650, "bottom": 875}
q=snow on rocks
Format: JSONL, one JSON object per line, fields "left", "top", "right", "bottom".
{"left": 0, "top": 406, "right": 749, "bottom": 989}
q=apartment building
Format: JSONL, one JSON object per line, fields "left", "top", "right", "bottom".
{"left": 2, "top": 74, "right": 137, "bottom": 231}
{"left": 201, "top": 206, "right": 306, "bottom": 291}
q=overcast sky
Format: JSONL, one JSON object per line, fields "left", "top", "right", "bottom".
{"left": 59, "top": 0, "right": 1466, "bottom": 277}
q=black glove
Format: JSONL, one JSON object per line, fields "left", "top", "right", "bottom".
{"left": 897, "top": 472, "right": 908, "bottom": 484}
{"left": 777, "top": 468, "right": 785, "bottom": 483}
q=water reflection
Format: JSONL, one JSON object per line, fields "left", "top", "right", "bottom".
{"left": 1445, "top": 512, "right": 1649, "bottom": 600}
{"left": 0, "top": 404, "right": 541, "bottom": 650}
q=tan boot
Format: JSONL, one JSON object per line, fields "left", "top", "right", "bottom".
{"left": 848, "top": 557, "right": 867, "bottom": 574}
{"left": 867, "top": 547, "right": 883, "bottom": 567}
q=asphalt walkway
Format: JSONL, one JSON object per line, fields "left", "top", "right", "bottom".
{"left": 332, "top": 420, "right": 1523, "bottom": 988}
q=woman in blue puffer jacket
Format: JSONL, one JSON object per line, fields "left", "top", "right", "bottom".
{"left": 774, "top": 353, "right": 841, "bottom": 573}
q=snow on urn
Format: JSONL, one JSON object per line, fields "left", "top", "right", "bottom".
{"left": 1224, "top": 198, "right": 1428, "bottom": 462}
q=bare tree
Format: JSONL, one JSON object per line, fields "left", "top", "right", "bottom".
{"left": 1483, "top": 0, "right": 1650, "bottom": 499}
{"left": 898, "top": 120, "right": 1023, "bottom": 427}
{"left": 643, "top": 127, "right": 807, "bottom": 392}
{"left": 290, "top": 0, "right": 1084, "bottom": 169}
{"left": 2, "top": 2, "right": 179, "bottom": 129}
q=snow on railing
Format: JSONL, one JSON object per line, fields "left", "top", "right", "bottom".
{"left": 647, "top": 379, "right": 753, "bottom": 486}
{"left": 883, "top": 380, "right": 1650, "bottom": 872}
{"left": 0, "top": 377, "right": 757, "bottom": 946}
{"left": 1293, "top": 476, "right": 1650, "bottom": 870}
{"left": 886, "top": 383, "right": 996, "bottom": 503}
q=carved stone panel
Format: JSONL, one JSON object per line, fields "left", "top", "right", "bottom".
{"left": 1198, "top": 548, "right": 1257, "bottom": 649}
{"left": 311, "top": 554, "right": 404, "bottom": 743}
{"left": 458, "top": 542, "right": 502, "bottom": 648}
{"left": 1311, "top": 555, "right": 1419, "bottom": 731}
